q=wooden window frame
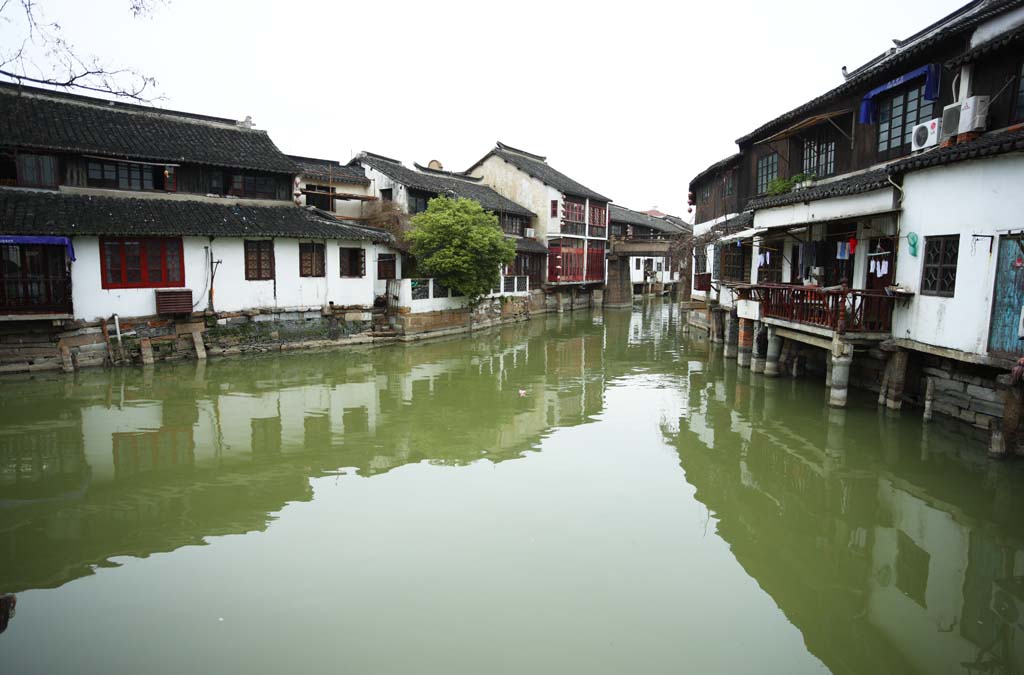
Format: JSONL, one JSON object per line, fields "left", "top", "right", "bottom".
{"left": 377, "top": 253, "right": 397, "bottom": 280}
{"left": 693, "top": 247, "right": 707, "bottom": 276}
{"left": 339, "top": 247, "right": 366, "bottom": 278}
{"left": 720, "top": 243, "right": 750, "bottom": 283}
{"left": 100, "top": 237, "right": 185, "bottom": 289}
{"left": 230, "top": 174, "right": 278, "bottom": 199}
{"left": 877, "top": 83, "right": 935, "bottom": 159}
{"left": 299, "top": 242, "right": 326, "bottom": 278}
{"left": 802, "top": 135, "right": 836, "bottom": 177}
{"left": 921, "top": 235, "right": 959, "bottom": 297}
{"left": 756, "top": 153, "right": 779, "bottom": 194}
{"left": 380, "top": 188, "right": 393, "bottom": 202}
{"left": 550, "top": 200, "right": 558, "bottom": 218}
{"left": 16, "top": 153, "right": 58, "bottom": 188}
{"left": 1013, "top": 60, "right": 1024, "bottom": 124}
{"left": 244, "top": 240, "right": 275, "bottom": 281}
{"left": 87, "top": 160, "right": 119, "bottom": 189}
{"left": 305, "top": 183, "right": 335, "bottom": 212}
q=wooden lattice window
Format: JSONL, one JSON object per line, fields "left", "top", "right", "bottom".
{"left": 756, "top": 153, "right": 778, "bottom": 194}
{"left": 244, "top": 240, "right": 275, "bottom": 280}
{"left": 339, "top": 247, "right": 366, "bottom": 278}
{"left": 921, "top": 235, "right": 958, "bottom": 297}
{"left": 299, "top": 243, "right": 325, "bottom": 278}
{"left": 720, "top": 244, "right": 749, "bottom": 283}
{"left": 693, "top": 247, "right": 707, "bottom": 275}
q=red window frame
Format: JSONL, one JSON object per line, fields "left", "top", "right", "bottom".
{"left": 550, "top": 200, "right": 558, "bottom": 218}
{"left": 563, "top": 199, "right": 585, "bottom": 223}
{"left": 100, "top": 237, "right": 185, "bottom": 289}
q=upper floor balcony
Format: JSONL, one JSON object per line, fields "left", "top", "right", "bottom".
{"left": 739, "top": 283, "right": 895, "bottom": 339}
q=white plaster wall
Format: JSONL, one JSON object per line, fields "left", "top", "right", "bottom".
{"left": 71, "top": 236, "right": 397, "bottom": 319}
{"left": 893, "top": 156, "right": 1024, "bottom": 355}
{"left": 630, "top": 257, "right": 666, "bottom": 284}
{"left": 468, "top": 155, "right": 555, "bottom": 243}
{"left": 753, "top": 188, "right": 896, "bottom": 230}
{"left": 71, "top": 236, "right": 210, "bottom": 321}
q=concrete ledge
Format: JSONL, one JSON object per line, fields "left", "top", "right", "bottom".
{"left": 893, "top": 337, "right": 1014, "bottom": 370}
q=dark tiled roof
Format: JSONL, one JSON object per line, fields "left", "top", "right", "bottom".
{"left": 889, "top": 126, "right": 1024, "bottom": 174}
{"left": 0, "top": 189, "right": 392, "bottom": 241}
{"left": 661, "top": 214, "right": 694, "bottom": 233}
{"left": 735, "top": 0, "right": 1024, "bottom": 145}
{"left": 704, "top": 212, "right": 754, "bottom": 238}
{"left": 746, "top": 170, "right": 892, "bottom": 210}
{"left": 289, "top": 156, "right": 369, "bottom": 185}
{"left": 513, "top": 237, "right": 548, "bottom": 254}
{"left": 473, "top": 142, "right": 611, "bottom": 202}
{"left": 947, "top": 25, "right": 1024, "bottom": 68}
{"left": 609, "top": 204, "right": 684, "bottom": 234}
{"left": 357, "top": 153, "right": 534, "bottom": 218}
{"left": 689, "top": 153, "right": 741, "bottom": 188}
{"left": 0, "top": 84, "right": 297, "bottom": 174}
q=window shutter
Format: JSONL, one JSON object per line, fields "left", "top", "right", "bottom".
{"left": 711, "top": 243, "right": 721, "bottom": 281}
{"left": 359, "top": 249, "right": 366, "bottom": 277}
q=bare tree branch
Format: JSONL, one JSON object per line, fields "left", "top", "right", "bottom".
{"left": 0, "top": 0, "right": 165, "bottom": 101}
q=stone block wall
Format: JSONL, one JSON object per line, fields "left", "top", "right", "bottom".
{"left": 916, "top": 356, "right": 1003, "bottom": 431}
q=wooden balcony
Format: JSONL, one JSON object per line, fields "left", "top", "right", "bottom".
{"left": 749, "top": 284, "right": 895, "bottom": 336}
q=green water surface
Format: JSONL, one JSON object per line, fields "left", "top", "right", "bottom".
{"left": 1, "top": 302, "right": 1023, "bottom": 674}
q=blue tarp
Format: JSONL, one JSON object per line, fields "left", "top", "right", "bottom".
{"left": 858, "top": 63, "right": 941, "bottom": 124}
{"left": 0, "top": 235, "right": 76, "bottom": 261}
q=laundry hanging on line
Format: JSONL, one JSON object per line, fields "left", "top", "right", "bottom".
{"left": 836, "top": 242, "right": 850, "bottom": 260}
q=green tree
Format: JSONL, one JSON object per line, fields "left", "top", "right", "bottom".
{"left": 406, "top": 196, "right": 516, "bottom": 301}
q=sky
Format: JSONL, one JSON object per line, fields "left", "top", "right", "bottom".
{"left": 10, "top": 0, "right": 968, "bottom": 219}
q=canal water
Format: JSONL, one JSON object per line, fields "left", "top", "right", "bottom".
{"left": 2, "top": 301, "right": 1024, "bottom": 674}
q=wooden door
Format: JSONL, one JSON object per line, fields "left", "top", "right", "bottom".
{"left": 865, "top": 238, "right": 895, "bottom": 291}
{"left": 988, "top": 235, "right": 1024, "bottom": 358}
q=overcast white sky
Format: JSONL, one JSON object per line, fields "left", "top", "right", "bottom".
{"left": 22, "top": 0, "right": 967, "bottom": 217}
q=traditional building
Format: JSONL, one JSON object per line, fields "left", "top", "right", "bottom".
{"left": 685, "top": 0, "right": 1024, "bottom": 452}
{"left": 0, "top": 83, "right": 398, "bottom": 371}
{"left": 608, "top": 204, "right": 687, "bottom": 293}
{"left": 466, "top": 142, "right": 611, "bottom": 295}
{"left": 290, "top": 155, "right": 375, "bottom": 220}
{"left": 349, "top": 152, "right": 544, "bottom": 288}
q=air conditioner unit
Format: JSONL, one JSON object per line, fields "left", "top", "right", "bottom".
{"left": 912, "top": 119, "right": 941, "bottom": 151}
{"left": 959, "top": 94, "right": 989, "bottom": 133}
{"left": 524, "top": 227, "right": 536, "bottom": 238}
{"left": 155, "top": 288, "right": 193, "bottom": 315}
{"left": 941, "top": 102, "right": 961, "bottom": 143}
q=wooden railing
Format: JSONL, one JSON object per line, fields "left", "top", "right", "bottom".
{"left": 0, "top": 275, "right": 72, "bottom": 314}
{"left": 754, "top": 284, "right": 894, "bottom": 334}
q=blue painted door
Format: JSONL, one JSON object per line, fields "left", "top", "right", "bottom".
{"left": 988, "top": 235, "right": 1024, "bottom": 357}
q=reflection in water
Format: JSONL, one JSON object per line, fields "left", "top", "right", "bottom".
{"left": 0, "top": 595, "right": 15, "bottom": 634}
{"left": 1, "top": 301, "right": 1022, "bottom": 674}
{"left": 669, "top": 346, "right": 1024, "bottom": 675}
